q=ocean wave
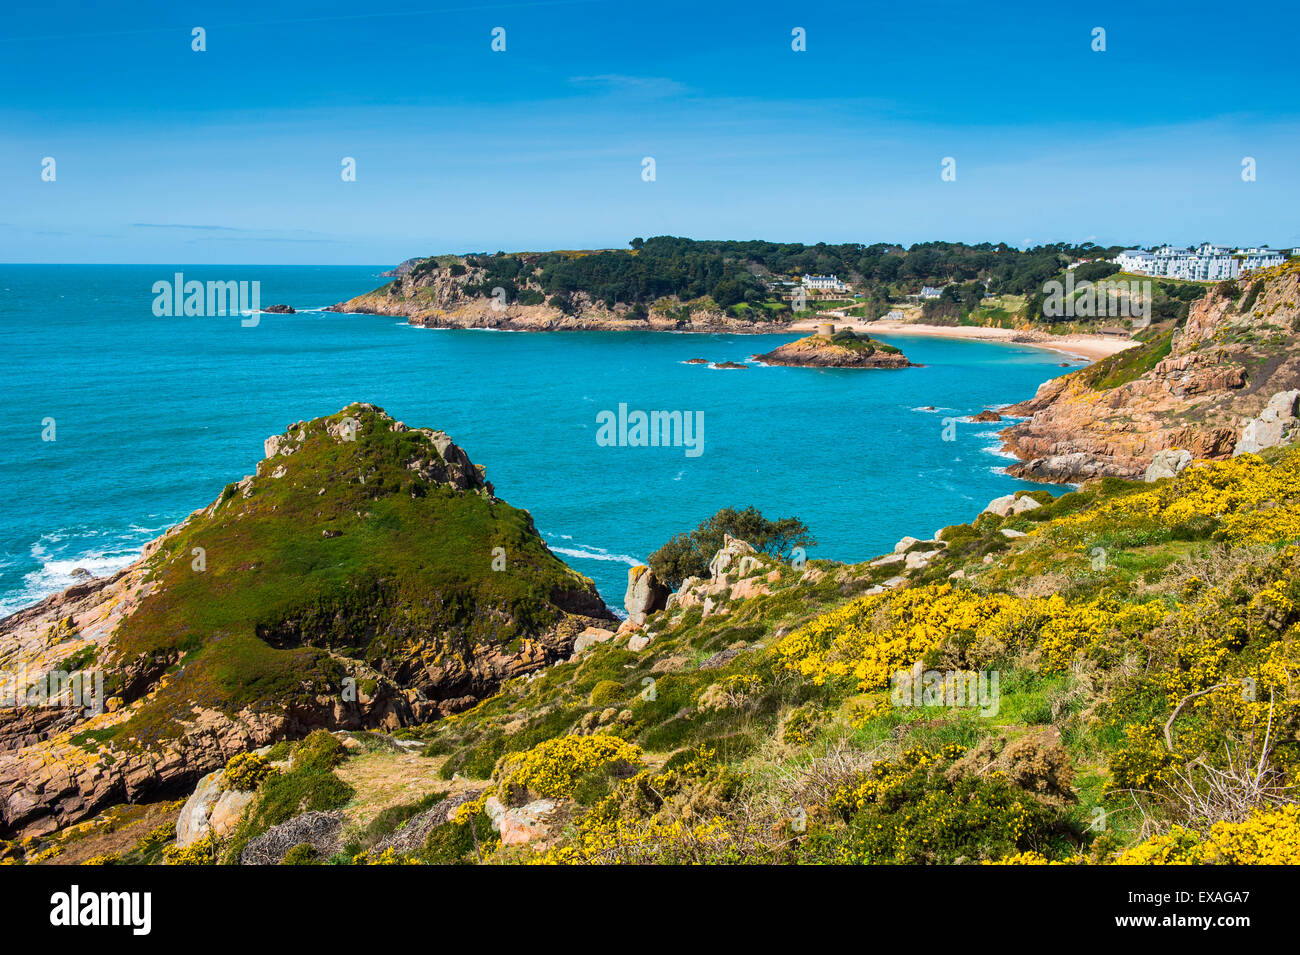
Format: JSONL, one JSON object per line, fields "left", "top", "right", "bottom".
{"left": 6, "top": 523, "right": 166, "bottom": 617}
{"left": 25, "top": 550, "right": 139, "bottom": 587}
{"left": 549, "top": 545, "right": 642, "bottom": 567}
{"left": 1, "top": 547, "right": 141, "bottom": 618}
{"left": 126, "top": 523, "right": 171, "bottom": 535}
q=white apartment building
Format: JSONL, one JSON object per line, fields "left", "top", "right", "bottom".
{"left": 1237, "top": 248, "right": 1287, "bottom": 272}
{"left": 1113, "top": 244, "right": 1289, "bottom": 281}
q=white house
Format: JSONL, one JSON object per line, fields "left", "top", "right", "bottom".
{"left": 802, "top": 274, "right": 848, "bottom": 292}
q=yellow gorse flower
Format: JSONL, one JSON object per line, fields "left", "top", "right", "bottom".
{"left": 495, "top": 733, "right": 644, "bottom": 799}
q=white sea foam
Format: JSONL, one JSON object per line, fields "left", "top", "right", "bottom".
{"left": 25, "top": 551, "right": 139, "bottom": 587}
{"left": 549, "top": 545, "right": 641, "bottom": 567}
{"left": 0, "top": 546, "right": 141, "bottom": 618}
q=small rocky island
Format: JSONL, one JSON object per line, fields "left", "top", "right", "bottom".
{"left": 755, "top": 325, "right": 914, "bottom": 368}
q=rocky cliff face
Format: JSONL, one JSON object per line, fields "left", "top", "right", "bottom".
{"left": 1000, "top": 262, "right": 1300, "bottom": 482}
{"left": 0, "top": 404, "right": 613, "bottom": 838}
{"left": 331, "top": 255, "right": 786, "bottom": 333}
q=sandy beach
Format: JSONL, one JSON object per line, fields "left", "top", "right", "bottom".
{"left": 791, "top": 317, "right": 1137, "bottom": 361}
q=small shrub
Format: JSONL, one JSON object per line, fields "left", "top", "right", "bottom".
{"left": 589, "top": 680, "right": 623, "bottom": 707}
{"left": 163, "top": 832, "right": 216, "bottom": 866}
{"left": 281, "top": 844, "right": 318, "bottom": 865}
{"left": 422, "top": 809, "right": 497, "bottom": 864}
{"left": 221, "top": 752, "right": 278, "bottom": 792}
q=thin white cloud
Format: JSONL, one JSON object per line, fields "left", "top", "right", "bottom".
{"left": 567, "top": 74, "right": 687, "bottom": 97}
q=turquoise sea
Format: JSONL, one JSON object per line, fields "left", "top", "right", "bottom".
{"left": 0, "top": 265, "right": 1074, "bottom": 615}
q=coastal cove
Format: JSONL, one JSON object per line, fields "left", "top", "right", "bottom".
{"left": 1, "top": 265, "right": 1074, "bottom": 614}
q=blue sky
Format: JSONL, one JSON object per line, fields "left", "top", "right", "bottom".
{"left": 2, "top": 0, "right": 1298, "bottom": 263}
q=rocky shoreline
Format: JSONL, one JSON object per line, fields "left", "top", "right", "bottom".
{"left": 327, "top": 297, "right": 795, "bottom": 334}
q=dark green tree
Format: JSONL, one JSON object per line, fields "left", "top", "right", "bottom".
{"left": 648, "top": 506, "right": 816, "bottom": 588}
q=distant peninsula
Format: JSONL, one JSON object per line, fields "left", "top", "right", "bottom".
{"left": 327, "top": 236, "right": 1188, "bottom": 338}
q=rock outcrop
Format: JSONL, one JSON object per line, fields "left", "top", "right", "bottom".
{"left": 1233, "top": 390, "right": 1300, "bottom": 456}
{"left": 663, "top": 536, "right": 785, "bottom": 621}
{"left": 999, "top": 263, "right": 1300, "bottom": 483}
{"left": 1145, "top": 448, "right": 1193, "bottom": 482}
{"left": 755, "top": 333, "right": 913, "bottom": 368}
{"left": 624, "top": 567, "right": 669, "bottom": 625}
{"left": 0, "top": 403, "right": 614, "bottom": 839}
{"left": 176, "top": 768, "right": 257, "bottom": 847}
{"left": 983, "top": 493, "right": 1042, "bottom": 518}
{"left": 708, "top": 535, "right": 757, "bottom": 578}
{"left": 485, "top": 795, "right": 559, "bottom": 847}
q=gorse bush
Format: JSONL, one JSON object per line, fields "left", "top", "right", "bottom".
{"left": 1117, "top": 804, "right": 1300, "bottom": 864}
{"left": 777, "top": 582, "right": 1168, "bottom": 687}
{"left": 494, "top": 734, "right": 644, "bottom": 800}
{"left": 163, "top": 832, "right": 215, "bottom": 866}
{"left": 809, "top": 746, "right": 1066, "bottom": 863}
{"left": 221, "top": 752, "right": 278, "bottom": 792}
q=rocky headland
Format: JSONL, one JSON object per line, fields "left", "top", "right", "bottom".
{"left": 999, "top": 261, "right": 1300, "bottom": 482}
{"left": 331, "top": 254, "right": 792, "bottom": 333}
{"left": 0, "top": 404, "right": 612, "bottom": 838}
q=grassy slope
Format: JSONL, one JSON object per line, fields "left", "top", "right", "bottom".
{"left": 1075, "top": 328, "right": 1174, "bottom": 390}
